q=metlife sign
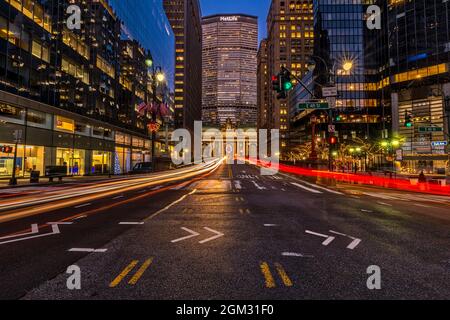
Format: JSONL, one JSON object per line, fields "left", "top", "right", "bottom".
{"left": 220, "top": 16, "right": 239, "bottom": 22}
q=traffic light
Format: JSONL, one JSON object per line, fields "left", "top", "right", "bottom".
{"left": 329, "top": 136, "right": 338, "bottom": 145}
{"left": 272, "top": 75, "right": 281, "bottom": 93}
{"left": 280, "top": 67, "right": 294, "bottom": 93}
{"left": 405, "top": 111, "right": 413, "bottom": 128}
{"left": 272, "top": 67, "right": 294, "bottom": 100}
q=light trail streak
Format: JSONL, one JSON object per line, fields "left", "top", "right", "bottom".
{"left": 0, "top": 158, "right": 224, "bottom": 224}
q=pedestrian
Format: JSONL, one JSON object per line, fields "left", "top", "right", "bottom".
{"left": 418, "top": 170, "right": 426, "bottom": 183}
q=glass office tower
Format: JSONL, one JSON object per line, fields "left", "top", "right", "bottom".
{"left": 108, "top": 0, "right": 175, "bottom": 90}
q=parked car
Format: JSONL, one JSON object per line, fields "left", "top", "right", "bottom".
{"left": 130, "top": 162, "right": 153, "bottom": 174}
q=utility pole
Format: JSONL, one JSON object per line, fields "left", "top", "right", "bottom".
{"left": 9, "top": 129, "right": 23, "bottom": 186}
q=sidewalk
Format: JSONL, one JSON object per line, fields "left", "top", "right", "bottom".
{"left": 0, "top": 174, "right": 130, "bottom": 190}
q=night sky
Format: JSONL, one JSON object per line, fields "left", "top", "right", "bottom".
{"left": 200, "top": 0, "right": 271, "bottom": 43}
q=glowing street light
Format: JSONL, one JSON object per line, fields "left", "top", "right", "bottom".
{"left": 391, "top": 139, "right": 400, "bottom": 147}
{"left": 342, "top": 60, "right": 354, "bottom": 72}
{"left": 156, "top": 72, "right": 165, "bottom": 83}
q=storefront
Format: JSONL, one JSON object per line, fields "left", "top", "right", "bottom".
{"left": 0, "top": 95, "right": 151, "bottom": 180}
{"left": 56, "top": 148, "right": 86, "bottom": 176}
{"left": 0, "top": 144, "right": 45, "bottom": 177}
{"left": 91, "top": 151, "right": 111, "bottom": 175}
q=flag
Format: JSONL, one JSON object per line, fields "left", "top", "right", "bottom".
{"left": 137, "top": 102, "right": 147, "bottom": 115}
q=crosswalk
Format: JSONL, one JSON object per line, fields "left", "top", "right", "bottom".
{"left": 169, "top": 174, "right": 343, "bottom": 195}
{"left": 359, "top": 191, "right": 450, "bottom": 205}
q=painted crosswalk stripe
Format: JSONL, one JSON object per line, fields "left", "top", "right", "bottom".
{"left": 119, "top": 222, "right": 145, "bottom": 225}
{"left": 68, "top": 248, "right": 107, "bottom": 253}
{"left": 296, "top": 180, "right": 343, "bottom": 195}
{"left": 291, "top": 183, "right": 322, "bottom": 194}
{"left": 74, "top": 203, "right": 92, "bottom": 209}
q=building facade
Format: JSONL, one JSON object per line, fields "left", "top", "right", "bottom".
{"left": 109, "top": 0, "right": 175, "bottom": 90}
{"left": 257, "top": 39, "right": 269, "bottom": 129}
{"left": 289, "top": 0, "right": 384, "bottom": 171}
{"left": 380, "top": 0, "right": 450, "bottom": 175}
{"left": 0, "top": 0, "right": 173, "bottom": 179}
{"left": 163, "top": 0, "right": 202, "bottom": 133}
{"left": 202, "top": 14, "right": 258, "bottom": 128}
{"left": 265, "top": 0, "right": 314, "bottom": 155}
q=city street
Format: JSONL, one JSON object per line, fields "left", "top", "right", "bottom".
{"left": 0, "top": 162, "right": 449, "bottom": 300}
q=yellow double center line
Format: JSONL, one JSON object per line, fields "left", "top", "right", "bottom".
{"left": 110, "top": 258, "right": 154, "bottom": 288}
{"left": 260, "top": 262, "right": 293, "bottom": 288}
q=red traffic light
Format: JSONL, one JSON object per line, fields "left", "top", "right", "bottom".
{"left": 329, "top": 136, "right": 337, "bottom": 145}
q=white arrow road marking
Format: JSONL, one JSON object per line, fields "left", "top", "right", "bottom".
{"left": 199, "top": 227, "right": 224, "bottom": 244}
{"left": 252, "top": 181, "right": 267, "bottom": 190}
{"left": 361, "top": 209, "right": 373, "bottom": 213}
{"left": 0, "top": 224, "right": 39, "bottom": 241}
{"left": 329, "top": 230, "right": 362, "bottom": 250}
{"left": 171, "top": 227, "right": 200, "bottom": 243}
{"left": 150, "top": 186, "right": 163, "bottom": 191}
{"left": 305, "top": 230, "right": 335, "bottom": 246}
{"left": 113, "top": 195, "right": 124, "bottom": 200}
{"left": 291, "top": 183, "right": 323, "bottom": 194}
{"left": 68, "top": 248, "right": 108, "bottom": 253}
{"left": 264, "top": 224, "right": 278, "bottom": 227}
{"left": 0, "top": 224, "right": 60, "bottom": 245}
{"left": 282, "top": 252, "right": 315, "bottom": 258}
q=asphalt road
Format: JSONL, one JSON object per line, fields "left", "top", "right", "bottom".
{"left": 0, "top": 163, "right": 449, "bottom": 300}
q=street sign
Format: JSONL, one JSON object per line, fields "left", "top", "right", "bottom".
{"left": 298, "top": 102, "right": 329, "bottom": 110}
{"left": 395, "top": 149, "right": 403, "bottom": 161}
{"left": 0, "top": 145, "right": 13, "bottom": 153}
{"left": 431, "top": 141, "right": 448, "bottom": 147}
{"left": 418, "top": 126, "right": 443, "bottom": 133}
{"left": 328, "top": 125, "right": 336, "bottom": 133}
{"left": 13, "top": 129, "right": 23, "bottom": 143}
{"left": 322, "top": 86, "right": 338, "bottom": 97}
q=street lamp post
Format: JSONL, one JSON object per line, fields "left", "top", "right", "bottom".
{"left": 146, "top": 58, "right": 166, "bottom": 173}
{"left": 307, "top": 56, "right": 354, "bottom": 171}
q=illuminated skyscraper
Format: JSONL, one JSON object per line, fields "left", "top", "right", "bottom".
{"left": 202, "top": 14, "right": 258, "bottom": 128}
{"left": 163, "top": 0, "right": 202, "bottom": 132}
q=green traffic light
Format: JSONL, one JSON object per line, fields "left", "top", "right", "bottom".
{"left": 284, "top": 81, "right": 293, "bottom": 91}
{"left": 406, "top": 122, "right": 413, "bottom": 128}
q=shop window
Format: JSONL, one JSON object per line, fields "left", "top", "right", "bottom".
{"left": 27, "top": 109, "right": 51, "bottom": 128}
{"left": 56, "top": 148, "right": 85, "bottom": 176}
{"left": 92, "top": 151, "right": 110, "bottom": 174}
{"left": 0, "top": 103, "right": 25, "bottom": 124}
{"left": 75, "top": 123, "right": 90, "bottom": 136}
{"left": 55, "top": 116, "right": 75, "bottom": 133}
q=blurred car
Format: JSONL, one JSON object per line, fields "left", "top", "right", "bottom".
{"left": 130, "top": 162, "right": 153, "bottom": 174}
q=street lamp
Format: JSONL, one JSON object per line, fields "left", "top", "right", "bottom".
{"left": 146, "top": 57, "right": 166, "bottom": 172}
{"left": 342, "top": 60, "right": 354, "bottom": 73}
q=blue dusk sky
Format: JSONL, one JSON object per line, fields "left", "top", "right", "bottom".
{"left": 200, "top": 0, "right": 271, "bottom": 43}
